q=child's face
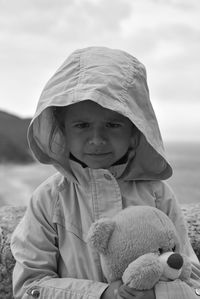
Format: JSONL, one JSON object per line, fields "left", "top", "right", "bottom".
{"left": 63, "top": 100, "right": 135, "bottom": 169}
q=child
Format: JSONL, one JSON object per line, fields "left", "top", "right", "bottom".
{"left": 11, "top": 47, "right": 200, "bottom": 299}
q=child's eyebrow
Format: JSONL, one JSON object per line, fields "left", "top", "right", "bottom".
{"left": 70, "top": 118, "right": 91, "bottom": 123}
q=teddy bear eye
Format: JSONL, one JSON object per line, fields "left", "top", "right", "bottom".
{"left": 172, "top": 245, "right": 176, "bottom": 252}
{"left": 158, "top": 248, "right": 163, "bottom": 254}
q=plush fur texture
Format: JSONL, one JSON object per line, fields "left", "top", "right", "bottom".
{"left": 87, "top": 206, "right": 192, "bottom": 290}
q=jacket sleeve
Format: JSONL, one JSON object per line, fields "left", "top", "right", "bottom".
{"left": 11, "top": 189, "right": 108, "bottom": 299}
{"left": 154, "top": 181, "right": 200, "bottom": 296}
{"left": 155, "top": 280, "right": 199, "bottom": 299}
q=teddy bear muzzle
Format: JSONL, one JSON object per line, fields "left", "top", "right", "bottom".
{"left": 160, "top": 252, "right": 184, "bottom": 281}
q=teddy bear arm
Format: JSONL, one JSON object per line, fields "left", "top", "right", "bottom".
{"left": 179, "top": 254, "right": 192, "bottom": 282}
{"left": 122, "top": 253, "right": 163, "bottom": 290}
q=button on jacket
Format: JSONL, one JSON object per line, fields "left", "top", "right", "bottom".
{"left": 11, "top": 47, "right": 200, "bottom": 299}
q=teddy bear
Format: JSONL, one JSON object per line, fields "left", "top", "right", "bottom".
{"left": 87, "top": 206, "right": 197, "bottom": 299}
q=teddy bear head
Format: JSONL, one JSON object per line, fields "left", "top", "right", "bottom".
{"left": 87, "top": 206, "right": 191, "bottom": 287}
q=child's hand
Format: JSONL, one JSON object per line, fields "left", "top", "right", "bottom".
{"left": 118, "top": 285, "right": 155, "bottom": 299}
{"left": 101, "top": 280, "right": 123, "bottom": 299}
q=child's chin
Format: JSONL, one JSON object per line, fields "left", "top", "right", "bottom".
{"left": 84, "top": 154, "right": 113, "bottom": 169}
{"left": 86, "top": 160, "right": 113, "bottom": 169}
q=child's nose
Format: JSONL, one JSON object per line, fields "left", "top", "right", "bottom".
{"left": 88, "top": 128, "right": 106, "bottom": 146}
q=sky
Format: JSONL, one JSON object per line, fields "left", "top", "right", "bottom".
{"left": 0, "top": 0, "right": 200, "bottom": 142}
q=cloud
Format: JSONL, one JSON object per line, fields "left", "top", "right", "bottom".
{"left": 0, "top": 0, "right": 133, "bottom": 71}
{"left": 145, "top": 24, "right": 200, "bottom": 103}
{"left": 0, "top": 0, "right": 132, "bottom": 42}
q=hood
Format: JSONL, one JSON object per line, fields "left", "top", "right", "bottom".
{"left": 28, "top": 46, "right": 172, "bottom": 181}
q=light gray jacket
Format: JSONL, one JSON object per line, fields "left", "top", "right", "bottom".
{"left": 11, "top": 47, "right": 200, "bottom": 299}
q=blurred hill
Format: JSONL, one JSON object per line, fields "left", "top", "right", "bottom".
{"left": 0, "top": 110, "right": 34, "bottom": 163}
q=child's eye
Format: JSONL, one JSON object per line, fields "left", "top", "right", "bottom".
{"left": 106, "top": 122, "right": 122, "bottom": 128}
{"left": 74, "top": 123, "right": 90, "bottom": 129}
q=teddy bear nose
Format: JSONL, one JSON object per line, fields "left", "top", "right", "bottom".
{"left": 167, "top": 253, "right": 183, "bottom": 270}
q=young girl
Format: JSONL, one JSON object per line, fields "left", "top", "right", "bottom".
{"left": 11, "top": 47, "right": 200, "bottom": 299}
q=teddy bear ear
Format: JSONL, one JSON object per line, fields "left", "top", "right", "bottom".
{"left": 86, "top": 218, "right": 115, "bottom": 255}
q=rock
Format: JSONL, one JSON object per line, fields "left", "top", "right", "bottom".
{"left": 0, "top": 205, "right": 200, "bottom": 299}
{"left": 0, "top": 206, "right": 26, "bottom": 299}
{"left": 181, "top": 204, "right": 200, "bottom": 261}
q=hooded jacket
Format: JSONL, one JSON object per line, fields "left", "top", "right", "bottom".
{"left": 11, "top": 47, "right": 200, "bottom": 299}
